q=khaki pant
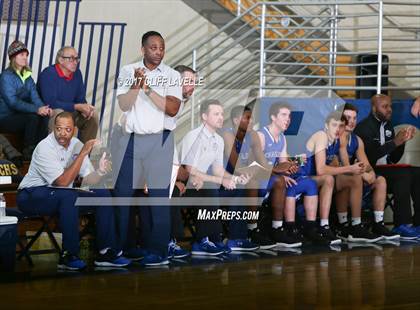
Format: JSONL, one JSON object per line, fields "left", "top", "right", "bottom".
{"left": 49, "top": 109, "right": 99, "bottom": 143}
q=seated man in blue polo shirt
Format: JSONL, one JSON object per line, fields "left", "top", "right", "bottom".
{"left": 37, "top": 46, "right": 98, "bottom": 143}
{"left": 17, "top": 112, "right": 129, "bottom": 270}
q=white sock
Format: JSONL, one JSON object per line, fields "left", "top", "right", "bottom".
{"left": 374, "top": 211, "right": 384, "bottom": 223}
{"left": 337, "top": 212, "right": 348, "bottom": 224}
{"left": 272, "top": 220, "right": 283, "bottom": 229}
{"left": 248, "top": 223, "right": 258, "bottom": 231}
{"left": 352, "top": 217, "right": 361, "bottom": 226}
{"left": 320, "top": 219, "right": 329, "bottom": 227}
{"left": 100, "top": 247, "right": 110, "bottom": 255}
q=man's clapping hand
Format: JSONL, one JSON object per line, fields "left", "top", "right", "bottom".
{"left": 132, "top": 68, "right": 146, "bottom": 90}
{"left": 80, "top": 139, "right": 100, "bottom": 156}
{"left": 97, "top": 152, "right": 112, "bottom": 175}
{"left": 394, "top": 126, "right": 415, "bottom": 146}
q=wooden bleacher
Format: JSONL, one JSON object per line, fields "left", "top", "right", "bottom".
{"left": 0, "top": 132, "right": 61, "bottom": 264}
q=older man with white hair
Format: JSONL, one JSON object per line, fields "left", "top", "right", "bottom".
{"left": 37, "top": 46, "right": 98, "bottom": 143}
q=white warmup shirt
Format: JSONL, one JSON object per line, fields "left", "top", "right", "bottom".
{"left": 19, "top": 133, "right": 94, "bottom": 189}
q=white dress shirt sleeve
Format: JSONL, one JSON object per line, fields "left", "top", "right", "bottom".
{"left": 116, "top": 65, "right": 133, "bottom": 97}
{"left": 166, "top": 70, "right": 182, "bottom": 100}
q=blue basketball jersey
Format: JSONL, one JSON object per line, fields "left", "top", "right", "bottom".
{"left": 346, "top": 133, "right": 359, "bottom": 164}
{"left": 326, "top": 139, "right": 340, "bottom": 165}
{"left": 258, "top": 126, "right": 286, "bottom": 189}
{"left": 300, "top": 134, "right": 340, "bottom": 176}
{"left": 222, "top": 127, "right": 252, "bottom": 174}
{"left": 259, "top": 126, "right": 286, "bottom": 166}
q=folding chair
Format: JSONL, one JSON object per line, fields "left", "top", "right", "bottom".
{"left": 8, "top": 209, "right": 61, "bottom": 266}
{"left": 181, "top": 207, "right": 197, "bottom": 241}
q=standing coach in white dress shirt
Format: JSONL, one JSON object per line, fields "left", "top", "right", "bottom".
{"left": 113, "top": 31, "right": 182, "bottom": 266}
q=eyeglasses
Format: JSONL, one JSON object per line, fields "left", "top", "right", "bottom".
{"left": 61, "top": 56, "right": 80, "bottom": 63}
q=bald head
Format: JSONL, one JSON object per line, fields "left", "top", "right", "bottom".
{"left": 371, "top": 94, "right": 392, "bottom": 121}
{"left": 371, "top": 94, "right": 391, "bottom": 107}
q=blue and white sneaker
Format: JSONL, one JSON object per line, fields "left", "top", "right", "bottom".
{"left": 392, "top": 224, "right": 418, "bottom": 240}
{"left": 141, "top": 253, "right": 170, "bottom": 266}
{"left": 191, "top": 237, "right": 224, "bottom": 256}
{"left": 58, "top": 252, "right": 87, "bottom": 271}
{"left": 123, "top": 247, "right": 148, "bottom": 261}
{"left": 94, "top": 249, "right": 131, "bottom": 267}
{"left": 168, "top": 239, "right": 190, "bottom": 259}
{"left": 215, "top": 241, "right": 232, "bottom": 254}
{"left": 226, "top": 239, "right": 259, "bottom": 252}
{"left": 413, "top": 226, "right": 420, "bottom": 238}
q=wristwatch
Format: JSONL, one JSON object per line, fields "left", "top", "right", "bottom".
{"left": 145, "top": 86, "right": 152, "bottom": 96}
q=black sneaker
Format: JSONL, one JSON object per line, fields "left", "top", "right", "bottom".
{"left": 319, "top": 225, "right": 342, "bottom": 245}
{"left": 271, "top": 227, "right": 302, "bottom": 248}
{"left": 94, "top": 249, "right": 131, "bottom": 267}
{"left": 249, "top": 229, "right": 277, "bottom": 250}
{"left": 348, "top": 224, "right": 382, "bottom": 243}
{"left": 287, "top": 226, "right": 305, "bottom": 243}
{"left": 372, "top": 221, "right": 400, "bottom": 240}
{"left": 303, "top": 225, "right": 331, "bottom": 246}
{"left": 336, "top": 223, "right": 350, "bottom": 241}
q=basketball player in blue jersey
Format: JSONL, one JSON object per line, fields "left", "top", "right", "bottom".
{"left": 257, "top": 102, "right": 315, "bottom": 247}
{"left": 337, "top": 103, "right": 399, "bottom": 240}
{"left": 222, "top": 103, "right": 299, "bottom": 248}
{"left": 263, "top": 103, "right": 338, "bottom": 246}
{"left": 307, "top": 111, "right": 381, "bottom": 242}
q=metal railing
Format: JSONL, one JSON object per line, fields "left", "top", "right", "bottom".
{"left": 227, "top": 0, "right": 386, "bottom": 93}
{"left": 76, "top": 22, "right": 126, "bottom": 139}
{"left": 169, "top": 0, "right": 420, "bottom": 130}
{"left": 0, "top": 0, "right": 127, "bottom": 143}
{"left": 0, "top": 0, "right": 81, "bottom": 75}
{"left": 172, "top": 2, "right": 341, "bottom": 127}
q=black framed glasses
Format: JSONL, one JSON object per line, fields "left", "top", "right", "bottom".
{"left": 61, "top": 56, "right": 80, "bottom": 63}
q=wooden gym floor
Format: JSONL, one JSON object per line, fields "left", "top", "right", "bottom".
{"left": 2, "top": 241, "right": 420, "bottom": 309}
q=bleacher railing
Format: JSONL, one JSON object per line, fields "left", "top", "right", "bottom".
{"left": 0, "top": 0, "right": 126, "bottom": 133}
{"left": 76, "top": 21, "right": 126, "bottom": 138}
{"left": 170, "top": 0, "right": 420, "bottom": 129}
{"left": 0, "top": 0, "right": 81, "bottom": 76}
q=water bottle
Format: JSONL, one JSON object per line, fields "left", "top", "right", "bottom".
{"left": 0, "top": 193, "right": 5, "bottom": 218}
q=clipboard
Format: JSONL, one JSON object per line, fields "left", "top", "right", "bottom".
{"left": 47, "top": 185, "right": 95, "bottom": 194}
